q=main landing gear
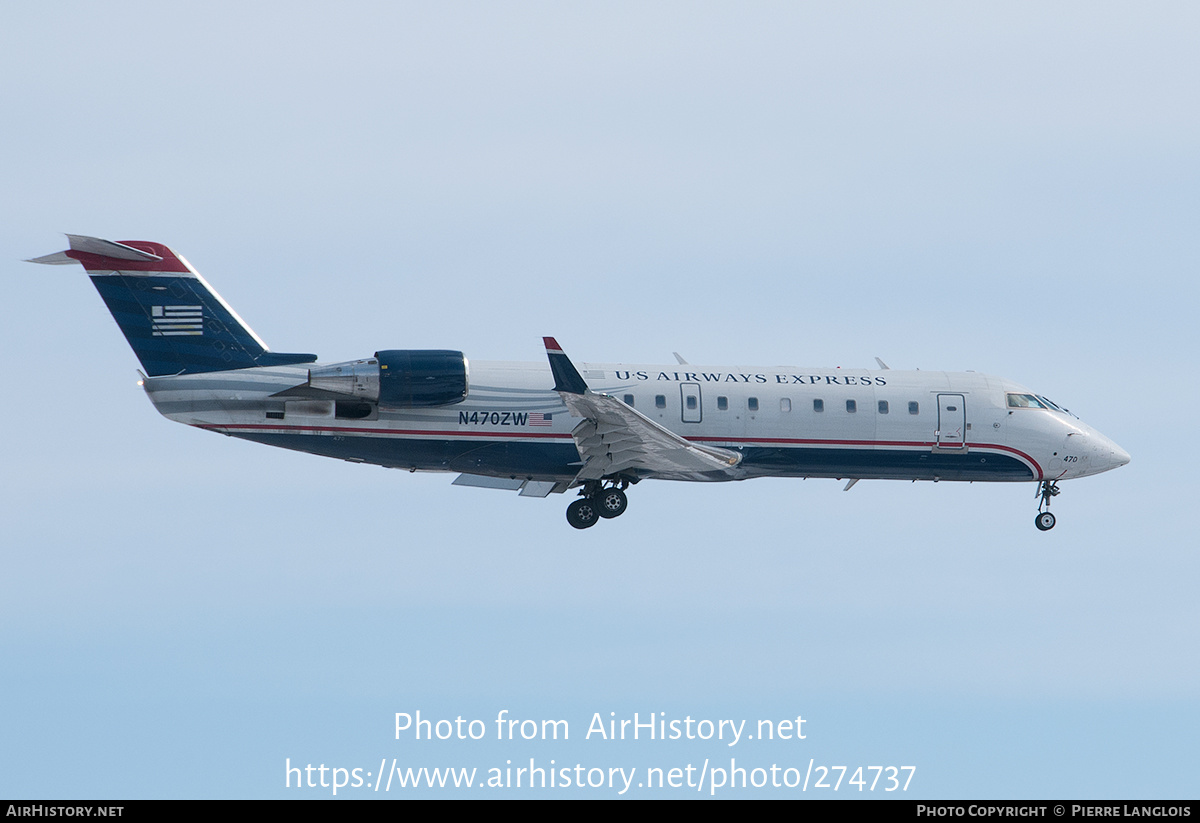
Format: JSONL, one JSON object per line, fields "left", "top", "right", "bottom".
{"left": 565, "top": 479, "right": 630, "bottom": 529}
{"left": 1034, "top": 480, "right": 1060, "bottom": 531}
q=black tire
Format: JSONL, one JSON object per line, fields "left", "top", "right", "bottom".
{"left": 567, "top": 498, "right": 600, "bottom": 529}
{"left": 1035, "top": 511, "right": 1056, "bottom": 531}
{"left": 596, "top": 488, "right": 628, "bottom": 519}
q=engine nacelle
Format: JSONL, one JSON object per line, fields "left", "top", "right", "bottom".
{"left": 376, "top": 349, "right": 469, "bottom": 407}
{"left": 305, "top": 350, "right": 468, "bottom": 407}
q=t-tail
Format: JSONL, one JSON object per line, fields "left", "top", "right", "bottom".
{"left": 28, "top": 235, "right": 316, "bottom": 376}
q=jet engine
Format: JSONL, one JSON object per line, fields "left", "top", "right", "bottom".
{"left": 291, "top": 350, "right": 469, "bottom": 407}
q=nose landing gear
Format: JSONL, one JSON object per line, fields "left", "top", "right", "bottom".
{"left": 1034, "top": 480, "right": 1060, "bottom": 531}
{"left": 565, "top": 479, "right": 631, "bottom": 529}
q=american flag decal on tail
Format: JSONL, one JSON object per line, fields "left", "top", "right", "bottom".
{"left": 151, "top": 305, "right": 203, "bottom": 336}
{"left": 528, "top": 412, "right": 553, "bottom": 427}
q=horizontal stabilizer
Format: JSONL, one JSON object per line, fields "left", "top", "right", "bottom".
{"left": 26, "top": 251, "right": 75, "bottom": 265}
{"left": 28, "top": 235, "right": 164, "bottom": 266}
{"left": 65, "top": 234, "right": 163, "bottom": 262}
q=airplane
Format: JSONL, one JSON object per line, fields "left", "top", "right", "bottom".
{"left": 29, "top": 235, "right": 1130, "bottom": 531}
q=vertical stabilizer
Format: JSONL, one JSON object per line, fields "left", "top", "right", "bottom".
{"left": 29, "top": 235, "right": 316, "bottom": 376}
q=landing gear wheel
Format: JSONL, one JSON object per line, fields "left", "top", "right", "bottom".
{"left": 566, "top": 498, "right": 600, "bottom": 530}
{"left": 1035, "top": 511, "right": 1056, "bottom": 531}
{"left": 596, "top": 488, "right": 628, "bottom": 519}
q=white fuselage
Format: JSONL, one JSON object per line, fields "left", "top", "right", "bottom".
{"left": 141, "top": 359, "right": 1129, "bottom": 486}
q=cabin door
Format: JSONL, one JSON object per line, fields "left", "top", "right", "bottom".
{"left": 935, "top": 394, "right": 967, "bottom": 449}
{"left": 680, "top": 383, "right": 702, "bottom": 423}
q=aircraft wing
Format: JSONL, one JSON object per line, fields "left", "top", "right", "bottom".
{"left": 544, "top": 338, "right": 743, "bottom": 482}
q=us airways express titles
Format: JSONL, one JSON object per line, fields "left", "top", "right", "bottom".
{"left": 31, "top": 235, "right": 1130, "bottom": 530}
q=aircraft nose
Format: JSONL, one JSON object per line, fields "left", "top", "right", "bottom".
{"left": 1092, "top": 435, "right": 1130, "bottom": 471}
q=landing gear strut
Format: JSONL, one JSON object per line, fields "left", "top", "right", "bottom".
{"left": 1034, "top": 480, "right": 1060, "bottom": 531}
{"left": 565, "top": 479, "right": 631, "bottom": 529}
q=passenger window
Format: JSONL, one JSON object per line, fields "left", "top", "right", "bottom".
{"left": 813, "top": 399, "right": 824, "bottom": 412}
{"left": 846, "top": 399, "right": 857, "bottom": 413}
{"left": 748, "top": 397, "right": 759, "bottom": 412}
{"left": 655, "top": 395, "right": 666, "bottom": 409}
{"left": 878, "top": 400, "right": 889, "bottom": 414}
{"left": 623, "top": 394, "right": 635, "bottom": 406}
{"left": 717, "top": 396, "right": 728, "bottom": 411}
{"left": 686, "top": 395, "right": 697, "bottom": 410}
{"left": 909, "top": 401, "right": 919, "bottom": 415}
{"left": 780, "top": 398, "right": 791, "bottom": 412}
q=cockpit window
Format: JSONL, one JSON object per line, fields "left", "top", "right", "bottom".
{"left": 1007, "top": 393, "right": 1049, "bottom": 409}
{"left": 1036, "top": 395, "right": 1077, "bottom": 418}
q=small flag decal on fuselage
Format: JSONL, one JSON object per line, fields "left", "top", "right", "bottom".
{"left": 151, "top": 305, "right": 203, "bottom": 336}
{"left": 528, "top": 413, "right": 553, "bottom": 426}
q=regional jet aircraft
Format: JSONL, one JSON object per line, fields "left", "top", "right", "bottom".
{"left": 30, "top": 235, "right": 1130, "bottom": 530}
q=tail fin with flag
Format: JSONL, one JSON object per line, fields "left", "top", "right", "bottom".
{"left": 28, "top": 235, "right": 316, "bottom": 376}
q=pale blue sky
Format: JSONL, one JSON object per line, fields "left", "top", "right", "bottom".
{"left": 2, "top": 2, "right": 1196, "bottom": 798}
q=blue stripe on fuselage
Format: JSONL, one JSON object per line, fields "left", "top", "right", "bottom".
{"left": 220, "top": 430, "right": 1034, "bottom": 482}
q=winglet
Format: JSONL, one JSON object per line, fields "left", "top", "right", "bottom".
{"left": 543, "top": 337, "right": 589, "bottom": 394}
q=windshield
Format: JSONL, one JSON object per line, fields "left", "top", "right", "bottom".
{"left": 1006, "top": 393, "right": 1047, "bottom": 409}
{"left": 1007, "top": 392, "right": 1077, "bottom": 418}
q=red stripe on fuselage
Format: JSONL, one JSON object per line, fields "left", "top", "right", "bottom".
{"left": 197, "top": 423, "right": 572, "bottom": 439}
